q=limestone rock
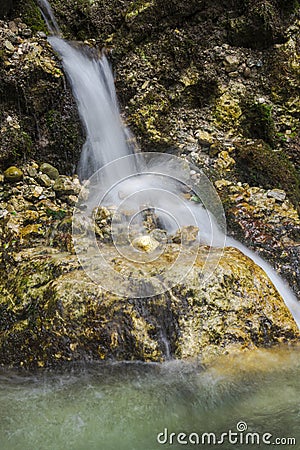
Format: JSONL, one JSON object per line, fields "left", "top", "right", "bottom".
{"left": 53, "top": 175, "right": 81, "bottom": 196}
{"left": 171, "top": 226, "right": 199, "bottom": 245}
{"left": 0, "top": 244, "right": 299, "bottom": 368}
{"left": 267, "top": 189, "right": 286, "bottom": 202}
{"left": 132, "top": 235, "right": 160, "bottom": 252}
{"left": 4, "top": 40, "right": 14, "bottom": 52}
{"left": 196, "top": 130, "right": 213, "bottom": 146}
{"left": 224, "top": 55, "right": 240, "bottom": 72}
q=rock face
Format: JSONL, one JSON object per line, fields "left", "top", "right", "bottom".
{"left": 0, "top": 7, "right": 83, "bottom": 173}
{"left": 0, "top": 244, "right": 298, "bottom": 368}
{"left": 0, "top": 0, "right": 15, "bottom": 18}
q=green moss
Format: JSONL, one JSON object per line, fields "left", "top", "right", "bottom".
{"left": 0, "top": 126, "right": 33, "bottom": 166}
{"left": 235, "top": 140, "right": 300, "bottom": 207}
{"left": 46, "top": 208, "right": 67, "bottom": 220}
{"left": 130, "top": 90, "right": 171, "bottom": 142}
{"left": 227, "top": 1, "right": 287, "bottom": 49}
{"left": 20, "top": 0, "right": 48, "bottom": 33}
{"left": 125, "top": 1, "right": 154, "bottom": 20}
{"left": 241, "top": 101, "right": 275, "bottom": 145}
{"left": 252, "top": 1, "right": 276, "bottom": 27}
{"left": 45, "top": 109, "right": 58, "bottom": 128}
{"left": 277, "top": 0, "right": 300, "bottom": 13}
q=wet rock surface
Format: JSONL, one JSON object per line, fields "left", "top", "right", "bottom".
{"left": 0, "top": 1, "right": 300, "bottom": 366}
{"left": 0, "top": 242, "right": 299, "bottom": 368}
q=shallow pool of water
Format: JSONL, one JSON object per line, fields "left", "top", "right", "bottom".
{"left": 1, "top": 347, "right": 300, "bottom": 450}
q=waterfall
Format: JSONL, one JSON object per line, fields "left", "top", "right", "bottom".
{"left": 38, "top": 0, "right": 300, "bottom": 327}
{"left": 48, "top": 36, "right": 134, "bottom": 180}
{"left": 226, "top": 237, "right": 300, "bottom": 326}
{"left": 36, "top": 0, "right": 60, "bottom": 35}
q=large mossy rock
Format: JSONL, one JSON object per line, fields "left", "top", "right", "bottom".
{"left": 0, "top": 1, "right": 299, "bottom": 370}
{"left": 0, "top": 3, "right": 83, "bottom": 173}
{"left": 0, "top": 244, "right": 298, "bottom": 368}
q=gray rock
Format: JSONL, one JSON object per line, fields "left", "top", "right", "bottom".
{"left": 53, "top": 175, "right": 81, "bottom": 196}
{"left": 224, "top": 55, "right": 240, "bottom": 72}
{"left": 37, "top": 173, "right": 53, "bottom": 188}
{"left": 4, "top": 40, "right": 14, "bottom": 52}
{"left": 267, "top": 189, "right": 286, "bottom": 202}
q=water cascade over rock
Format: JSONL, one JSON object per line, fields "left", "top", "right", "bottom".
{"left": 42, "top": 0, "right": 300, "bottom": 322}
{"left": 0, "top": 0, "right": 299, "bottom": 368}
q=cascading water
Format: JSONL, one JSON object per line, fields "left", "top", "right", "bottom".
{"left": 37, "top": 0, "right": 134, "bottom": 180}
{"left": 48, "top": 36, "right": 135, "bottom": 180}
{"left": 38, "top": 0, "right": 300, "bottom": 327}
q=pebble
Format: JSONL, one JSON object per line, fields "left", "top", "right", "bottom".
{"left": 257, "top": 97, "right": 266, "bottom": 104}
{"left": 4, "top": 166, "right": 23, "bottom": 182}
{"left": 8, "top": 21, "right": 18, "bottom": 33}
{"left": 20, "top": 28, "right": 32, "bottom": 38}
{"left": 23, "top": 185, "right": 44, "bottom": 202}
{"left": 37, "top": 173, "right": 53, "bottom": 187}
{"left": 36, "top": 31, "right": 47, "bottom": 39}
{"left": 4, "top": 40, "right": 14, "bottom": 52}
{"left": 224, "top": 55, "right": 240, "bottom": 72}
{"left": 53, "top": 176, "right": 81, "bottom": 196}
{"left": 171, "top": 226, "right": 199, "bottom": 245}
{"left": 0, "top": 209, "right": 9, "bottom": 219}
{"left": 215, "top": 179, "right": 233, "bottom": 189}
{"left": 132, "top": 235, "right": 160, "bottom": 252}
{"left": 66, "top": 195, "right": 78, "bottom": 205}
{"left": 243, "top": 67, "right": 251, "bottom": 78}
{"left": 196, "top": 130, "right": 213, "bottom": 145}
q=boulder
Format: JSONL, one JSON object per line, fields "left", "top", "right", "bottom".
{"left": 0, "top": 244, "right": 298, "bottom": 368}
{"left": 40, "top": 163, "right": 59, "bottom": 180}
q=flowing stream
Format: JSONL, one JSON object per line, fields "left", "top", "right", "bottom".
{"left": 1, "top": 349, "right": 300, "bottom": 449}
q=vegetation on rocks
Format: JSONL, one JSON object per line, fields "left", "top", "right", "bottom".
{"left": 0, "top": 12, "right": 83, "bottom": 173}
{"left": 234, "top": 140, "right": 300, "bottom": 207}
